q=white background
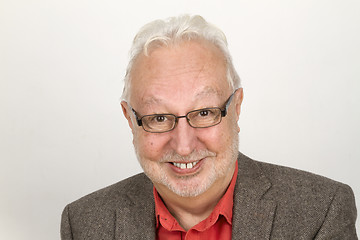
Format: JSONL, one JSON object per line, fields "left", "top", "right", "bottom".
{"left": 1, "top": 0, "right": 359, "bottom": 239}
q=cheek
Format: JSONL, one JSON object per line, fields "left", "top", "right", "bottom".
{"left": 135, "top": 132, "right": 170, "bottom": 160}
{"left": 197, "top": 127, "right": 228, "bottom": 150}
{"left": 198, "top": 120, "right": 236, "bottom": 151}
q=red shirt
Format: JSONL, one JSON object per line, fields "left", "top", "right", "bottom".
{"left": 154, "top": 161, "right": 238, "bottom": 240}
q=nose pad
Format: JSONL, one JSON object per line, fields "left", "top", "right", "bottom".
{"left": 170, "top": 117, "right": 197, "bottom": 156}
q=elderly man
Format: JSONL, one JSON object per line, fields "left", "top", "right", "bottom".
{"left": 61, "top": 15, "right": 357, "bottom": 239}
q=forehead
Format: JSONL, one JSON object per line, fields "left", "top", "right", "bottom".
{"left": 129, "top": 40, "right": 230, "bottom": 108}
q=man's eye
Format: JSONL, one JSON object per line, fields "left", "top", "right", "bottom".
{"left": 199, "top": 110, "right": 209, "bottom": 117}
{"left": 154, "top": 115, "right": 167, "bottom": 122}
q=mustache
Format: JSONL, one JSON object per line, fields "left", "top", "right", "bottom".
{"left": 160, "top": 149, "right": 216, "bottom": 163}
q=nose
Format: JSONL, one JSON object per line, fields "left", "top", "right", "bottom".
{"left": 169, "top": 117, "right": 197, "bottom": 156}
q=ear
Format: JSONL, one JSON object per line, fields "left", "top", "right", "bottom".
{"left": 120, "top": 101, "right": 134, "bottom": 131}
{"left": 234, "top": 88, "right": 244, "bottom": 121}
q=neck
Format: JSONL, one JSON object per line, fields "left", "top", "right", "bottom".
{"left": 155, "top": 165, "right": 235, "bottom": 231}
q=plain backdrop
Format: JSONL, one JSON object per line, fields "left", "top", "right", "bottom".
{"left": 1, "top": 0, "right": 359, "bottom": 239}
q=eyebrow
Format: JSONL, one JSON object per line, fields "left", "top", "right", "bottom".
{"left": 194, "top": 87, "right": 220, "bottom": 100}
{"left": 141, "top": 97, "right": 163, "bottom": 108}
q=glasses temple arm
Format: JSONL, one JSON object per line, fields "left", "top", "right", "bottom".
{"left": 130, "top": 106, "right": 143, "bottom": 126}
{"left": 221, "top": 89, "right": 238, "bottom": 117}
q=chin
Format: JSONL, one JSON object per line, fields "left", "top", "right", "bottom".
{"left": 165, "top": 171, "right": 217, "bottom": 197}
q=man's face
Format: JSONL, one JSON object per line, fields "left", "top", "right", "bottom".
{"left": 122, "top": 40, "right": 242, "bottom": 198}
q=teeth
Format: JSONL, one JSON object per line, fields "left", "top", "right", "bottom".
{"left": 172, "top": 161, "right": 199, "bottom": 169}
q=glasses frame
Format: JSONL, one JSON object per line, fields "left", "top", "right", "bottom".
{"left": 130, "top": 89, "right": 238, "bottom": 133}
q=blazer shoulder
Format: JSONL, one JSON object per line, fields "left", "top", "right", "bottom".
{"left": 236, "top": 153, "right": 357, "bottom": 239}
{"left": 237, "top": 152, "right": 355, "bottom": 204}
{"left": 66, "top": 172, "right": 153, "bottom": 212}
{"left": 61, "top": 173, "right": 155, "bottom": 239}
{"left": 255, "top": 157, "right": 350, "bottom": 192}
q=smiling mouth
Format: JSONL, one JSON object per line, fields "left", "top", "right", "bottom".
{"left": 172, "top": 160, "right": 199, "bottom": 169}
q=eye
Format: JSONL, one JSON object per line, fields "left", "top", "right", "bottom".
{"left": 147, "top": 115, "right": 169, "bottom": 123}
{"left": 199, "top": 110, "right": 209, "bottom": 117}
{"left": 155, "top": 115, "right": 166, "bottom": 122}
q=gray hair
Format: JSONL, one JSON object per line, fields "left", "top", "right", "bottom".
{"left": 121, "top": 14, "right": 241, "bottom": 101}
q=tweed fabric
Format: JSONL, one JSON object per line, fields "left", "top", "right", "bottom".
{"left": 61, "top": 153, "right": 358, "bottom": 239}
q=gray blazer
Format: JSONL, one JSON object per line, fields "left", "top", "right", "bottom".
{"left": 61, "top": 153, "right": 358, "bottom": 239}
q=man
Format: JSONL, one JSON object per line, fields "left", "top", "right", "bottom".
{"left": 61, "top": 15, "right": 357, "bottom": 239}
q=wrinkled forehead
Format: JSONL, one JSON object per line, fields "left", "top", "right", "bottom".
{"left": 128, "top": 40, "right": 230, "bottom": 106}
{"left": 139, "top": 86, "right": 224, "bottom": 109}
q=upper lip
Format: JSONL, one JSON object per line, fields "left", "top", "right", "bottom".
{"left": 170, "top": 159, "right": 201, "bottom": 163}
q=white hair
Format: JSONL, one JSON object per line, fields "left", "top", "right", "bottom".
{"left": 121, "top": 14, "right": 241, "bottom": 101}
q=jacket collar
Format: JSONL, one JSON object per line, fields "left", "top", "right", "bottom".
{"left": 115, "top": 174, "right": 156, "bottom": 240}
{"left": 232, "top": 153, "right": 276, "bottom": 239}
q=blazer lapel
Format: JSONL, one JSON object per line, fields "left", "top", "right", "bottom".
{"left": 232, "top": 153, "right": 276, "bottom": 240}
{"left": 115, "top": 175, "right": 156, "bottom": 240}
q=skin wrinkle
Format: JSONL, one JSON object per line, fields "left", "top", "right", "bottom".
{"left": 135, "top": 130, "right": 239, "bottom": 197}
{"left": 136, "top": 148, "right": 219, "bottom": 197}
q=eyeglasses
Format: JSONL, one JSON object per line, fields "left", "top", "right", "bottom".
{"left": 130, "top": 89, "right": 238, "bottom": 133}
